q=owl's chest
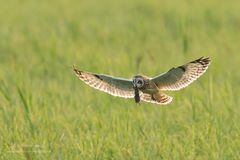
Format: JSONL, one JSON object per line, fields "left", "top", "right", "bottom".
{"left": 139, "top": 81, "right": 158, "bottom": 94}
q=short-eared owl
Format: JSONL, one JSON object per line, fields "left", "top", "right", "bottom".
{"left": 73, "top": 57, "right": 210, "bottom": 105}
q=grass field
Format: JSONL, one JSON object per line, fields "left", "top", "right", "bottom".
{"left": 1, "top": 0, "right": 240, "bottom": 159}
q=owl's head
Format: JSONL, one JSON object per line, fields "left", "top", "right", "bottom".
{"left": 132, "top": 75, "right": 144, "bottom": 88}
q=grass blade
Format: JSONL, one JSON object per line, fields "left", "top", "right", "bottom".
{"left": 17, "top": 86, "right": 34, "bottom": 136}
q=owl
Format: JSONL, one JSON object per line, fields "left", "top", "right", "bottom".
{"left": 73, "top": 57, "right": 210, "bottom": 105}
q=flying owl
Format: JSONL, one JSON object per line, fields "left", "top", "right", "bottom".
{"left": 73, "top": 57, "right": 210, "bottom": 105}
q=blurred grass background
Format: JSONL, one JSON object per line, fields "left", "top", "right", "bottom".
{"left": 0, "top": 0, "right": 240, "bottom": 159}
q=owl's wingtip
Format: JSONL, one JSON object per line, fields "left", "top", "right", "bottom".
{"left": 72, "top": 64, "right": 76, "bottom": 69}
{"left": 72, "top": 65, "right": 82, "bottom": 75}
{"left": 72, "top": 65, "right": 78, "bottom": 71}
{"left": 191, "top": 57, "right": 211, "bottom": 66}
{"left": 201, "top": 56, "right": 211, "bottom": 61}
{"left": 202, "top": 56, "right": 211, "bottom": 64}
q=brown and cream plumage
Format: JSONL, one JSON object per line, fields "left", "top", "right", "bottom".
{"left": 73, "top": 57, "right": 211, "bottom": 105}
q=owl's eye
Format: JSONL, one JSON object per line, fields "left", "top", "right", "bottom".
{"left": 137, "top": 80, "right": 143, "bottom": 85}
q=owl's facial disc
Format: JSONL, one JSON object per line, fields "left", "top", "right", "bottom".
{"left": 133, "top": 77, "right": 144, "bottom": 88}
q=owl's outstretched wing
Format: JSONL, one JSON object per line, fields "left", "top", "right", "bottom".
{"left": 73, "top": 66, "right": 134, "bottom": 98}
{"left": 151, "top": 57, "right": 211, "bottom": 91}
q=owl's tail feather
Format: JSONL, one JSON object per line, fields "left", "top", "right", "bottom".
{"left": 141, "top": 92, "right": 173, "bottom": 105}
{"left": 152, "top": 92, "right": 173, "bottom": 104}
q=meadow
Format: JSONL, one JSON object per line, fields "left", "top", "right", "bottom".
{"left": 0, "top": 0, "right": 240, "bottom": 159}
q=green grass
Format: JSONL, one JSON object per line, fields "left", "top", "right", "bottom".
{"left": 0, "top": 0, "right": 240, "bottom": 159}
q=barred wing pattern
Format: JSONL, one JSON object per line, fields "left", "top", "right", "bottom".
{"left": 73, "top": 66, "right": 134, "bottom": 98}
{"left": 151, "top": 57, "right": 210, "bottom": 91}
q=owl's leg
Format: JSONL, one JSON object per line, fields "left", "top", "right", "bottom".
{"left": 134, "top": 87, "right": 140, "bottom": 103}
